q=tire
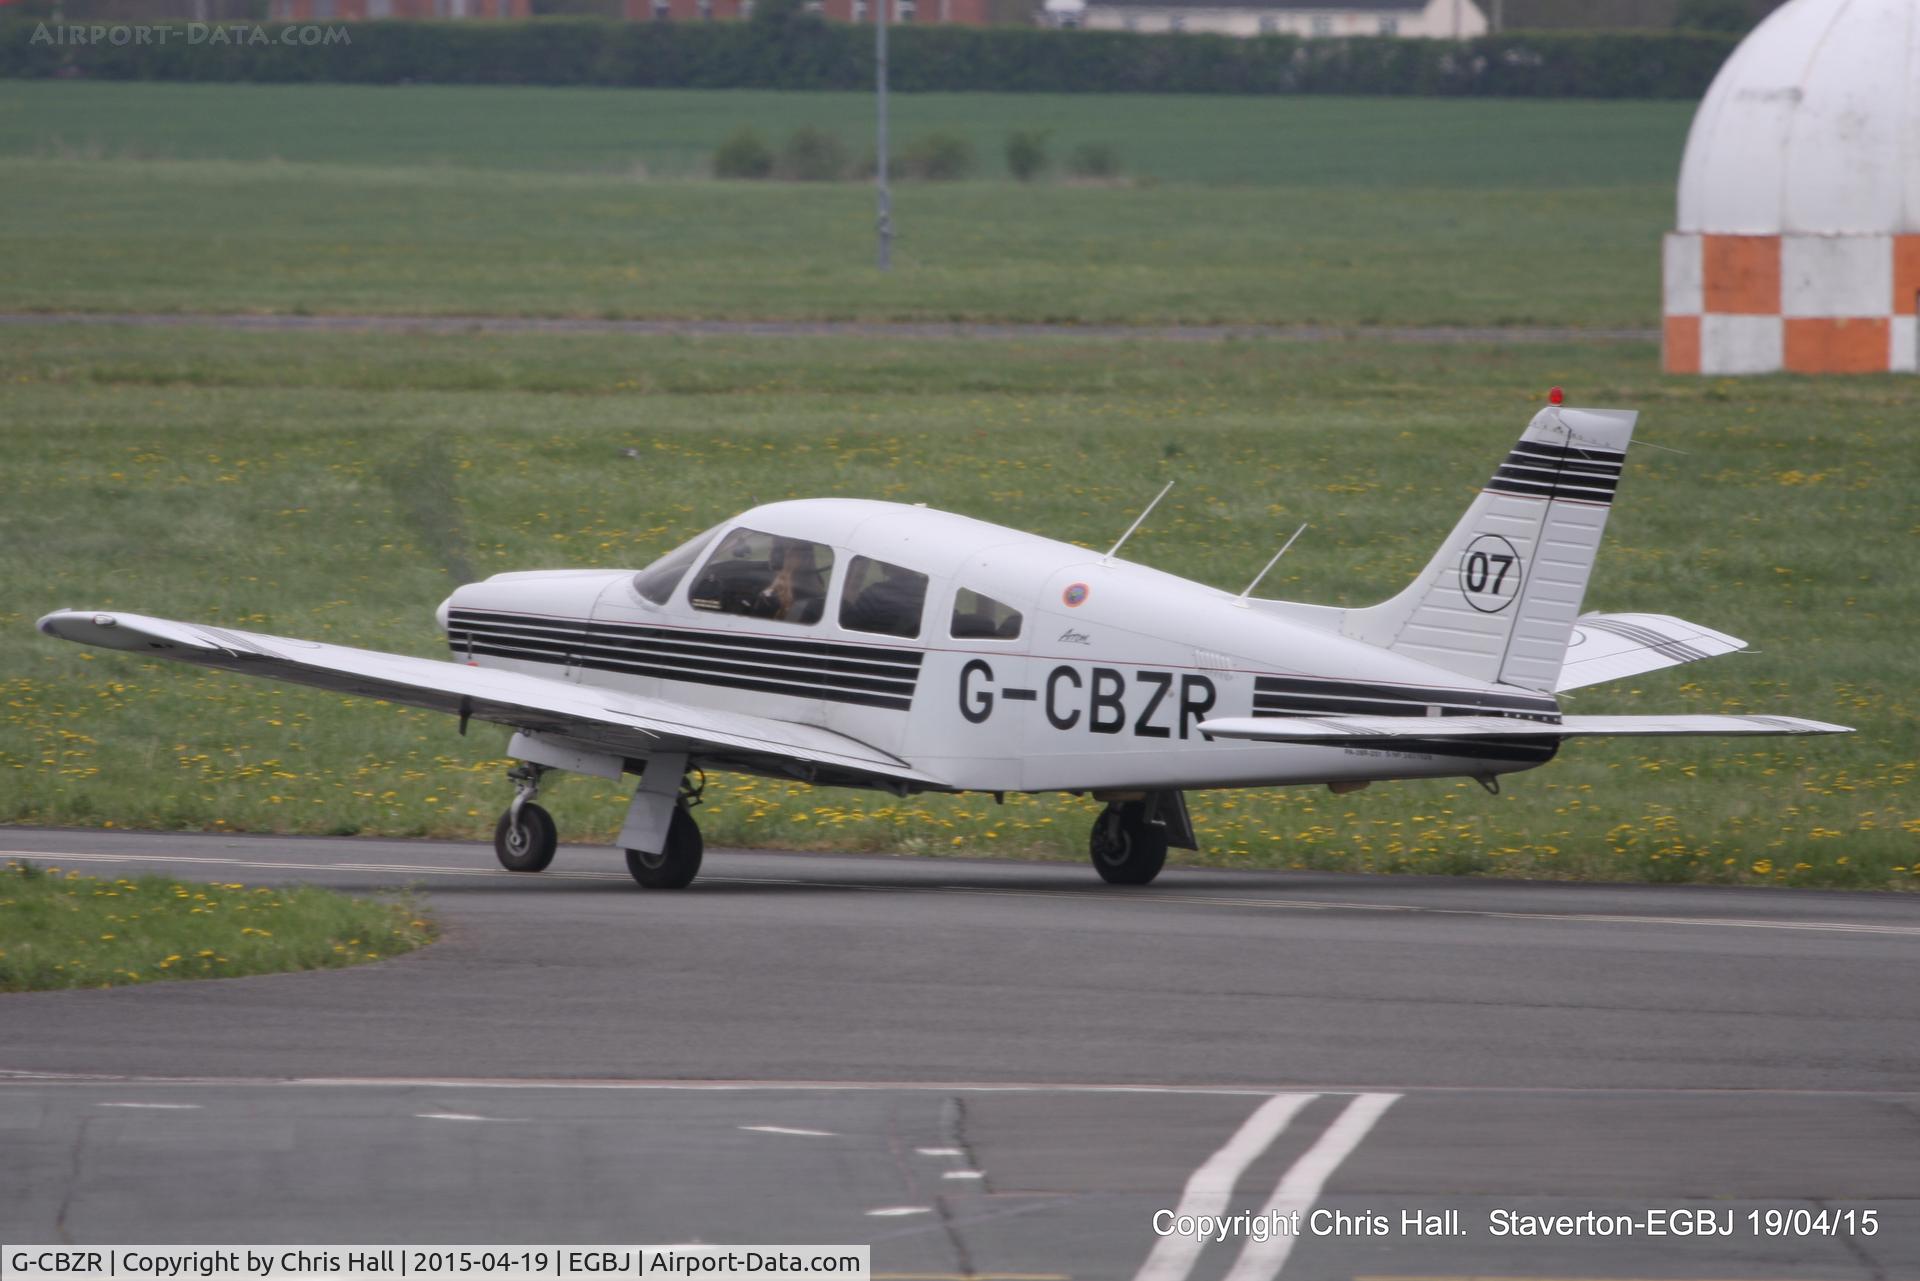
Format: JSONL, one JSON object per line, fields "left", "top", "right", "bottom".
{"left": 625, "top": 807, "right": 703, "bottom": 890}
{"left": 494, "top": 802, "right": 557, "bottom": 873}
{"left": 1089, "top": 804, "right": 1168, "bottom": 886}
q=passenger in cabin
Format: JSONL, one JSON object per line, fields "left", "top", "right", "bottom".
{"left": 841, "top": 557, "right": 928, "bottom": 638}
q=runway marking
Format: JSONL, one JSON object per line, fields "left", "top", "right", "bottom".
{"left": 9, "top": 847, "right": 1918, "bottom": 940}
{"left": 416, "top": 1112, "right": 521, "bottom": 1122}
{"left": 96, "top": 1101, "right": 200, "bottom": 1109}
{"left": 866, "top": 1206, "right": 933, "bottom": 1217}
{"left": 917, "top": 1146, "right": 965, "bottom": 1156}
{"left": 1132, "top": 1092, "right": 1316, "bottom": 1281}
{"left": 740, "top": 1124, "right": 836, "bottom": 1137}
{"left": 4, "top": 1071, "right": 1917, "bottom": 1101}
{"left": 1223, "top": 1092, "right": 1399, "bottom": 1281}
{"left": 941, "top": 1170, "right": 987, "bottom": 1180}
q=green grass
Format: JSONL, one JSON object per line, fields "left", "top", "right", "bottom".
{"left": 1, "top": 323, "right": 1913, "bottom": 889}
{"left": 0, "top": 859, "right": 436, "bottom": 991}
{"left": 0, "top": 81, "right": 1693, "bottom": 186}
{"left": 0, "top": 81, "right": 1682, "bottom": 326}
{"left": 0, "top": 156, "right": 1668, "bottom": 326}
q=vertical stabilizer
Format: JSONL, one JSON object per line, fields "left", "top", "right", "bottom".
{"left": 1342, "top": 405, "right": 1636, "bottom": 691}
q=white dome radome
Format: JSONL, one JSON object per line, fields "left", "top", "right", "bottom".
{"left": 1676, "top": 0, "right": 1920, "bottom": 236}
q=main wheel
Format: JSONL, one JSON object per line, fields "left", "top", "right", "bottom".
{"left": 1089, "top": 803, "right": 1168, "bottom": 886}
{"left": 494, "top": 802, "right": 558, "bottom": 873}
{"left": 625, "top": 806, "right": 703, "bottom": 890}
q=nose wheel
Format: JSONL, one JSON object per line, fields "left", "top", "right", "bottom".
{"left": 494, "top": 764, "right": 558, "bottom": 872}
{"left": 1089, "top": 801, "right": 1168, "bottom": 886}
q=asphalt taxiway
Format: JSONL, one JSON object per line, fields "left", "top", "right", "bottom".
{"left": 2, "top": 828, "right": 1915, "bottom": 1279}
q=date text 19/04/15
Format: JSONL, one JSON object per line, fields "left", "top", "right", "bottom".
{"left": 1490, "top": 1208, "right": 1879, "bottom": 1238}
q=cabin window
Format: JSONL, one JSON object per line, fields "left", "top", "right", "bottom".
{"left": 688, "top": 528, "right": 834, "bottom": 625}
{"left": 950, "top": 588, "right": 1023, "bottom": 640}
{"left": 839, "top": 556, "right": 928, "bottom": 639}
{"left": 632, "top": 523, "right": 724, "bottom": 606}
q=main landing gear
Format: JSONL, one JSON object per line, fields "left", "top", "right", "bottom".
{"left": 1088, "top": 800, "right": 1170, "bottom": 886}
{"left": 624, "top": 806, "right": 703, "bottom": 890}
{"left": 1087, "top": 791, "right": 1195, "bottom": 886}
{"left": 491, "top": 757, "right": 705, "bottom": 889}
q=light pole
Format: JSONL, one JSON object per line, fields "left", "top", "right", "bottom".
{"left": 875, "top": 0, "right": 893, "bottom": 271}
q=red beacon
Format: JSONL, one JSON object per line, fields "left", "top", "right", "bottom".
{"left": 1548, "top": 386, "right": 1565, "bottom": 405}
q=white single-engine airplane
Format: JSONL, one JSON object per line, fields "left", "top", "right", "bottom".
{"left": 39, "top": 397, "right": 1850, "bottom": 889}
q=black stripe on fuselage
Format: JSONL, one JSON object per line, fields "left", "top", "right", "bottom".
{"left": 1253, "top": 675, "right": 1560, "bottom": 717}
{"left": 450, "top": 617, "right": 920, "bottom": 688}
{"left": 448, "top": 609, "right": 924, "bottom": 670}
{"left": 446, "top": 609, "right": 921, "bottom": 711}
{"left": 1251, "top": 675, "right": 1561, "bottom": 761}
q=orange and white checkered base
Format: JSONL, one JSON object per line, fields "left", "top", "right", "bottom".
{"left": 1663, "top": 233, "right": 1920, "bottom": 375}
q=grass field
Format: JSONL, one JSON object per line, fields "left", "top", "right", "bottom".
{"left": 0, "top": 82, "right": 1679, "bottom": 326}
{"left": 0, "top": 82, "right": 1693, "bottom": 186}
{"left": 2, "top": 324, "right": 1912, "bottom": 888}
{"left": 0, "top": 859, "right": 435, "bottom": 991}
{"left": 2, "top": 80, "right": 1911, "bottom": 887}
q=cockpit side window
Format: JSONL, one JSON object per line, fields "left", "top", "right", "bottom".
{"left": 950, "top": 588, "right": 1023, "bottom": 640}
{"left": 839, "top": 555, "right": 929, "bottom": 639}
{"left": 687, "top": 528, "right": 834, "bottom": 625}
{"left": 632, "top": 523, "right": 724, "bottom": 606}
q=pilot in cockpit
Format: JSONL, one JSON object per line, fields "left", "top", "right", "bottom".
{"left": 757, "top": 539, "right": 826, "bottom": 623}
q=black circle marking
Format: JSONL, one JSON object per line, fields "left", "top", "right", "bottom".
{"left": 1459, "top": 534, "right": 1523, "bottom": 614}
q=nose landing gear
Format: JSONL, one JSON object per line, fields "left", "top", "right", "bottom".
{"left": 494, "top": 763, "right": 558, "bottom": 873}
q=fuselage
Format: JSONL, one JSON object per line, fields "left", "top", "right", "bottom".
{"left": 439, "top": 499, "right": 1562, "bottom": 795}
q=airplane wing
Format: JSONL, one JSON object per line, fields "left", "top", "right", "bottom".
{"left": 1555, "top": 612, "right": 1747, "bottom": 692}
{"left": 35, "top": 610, "right": 943, "bottom": 790}
{"left": 1199, "top": 713, "right": 1853, "bottom": 742}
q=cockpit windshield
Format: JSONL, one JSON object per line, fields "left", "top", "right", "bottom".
{"left": 632, "top": 523, "right": 725, "bottom": 606}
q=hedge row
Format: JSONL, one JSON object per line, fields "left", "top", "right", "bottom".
{"left": 1, "top": 18, "right": 1736, "bottom": 98}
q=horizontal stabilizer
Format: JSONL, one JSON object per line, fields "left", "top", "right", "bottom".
{"left": 1199, "top": 713, "right": 1853, "bottom": 743}
{"left": 1556, "top": 612, "right": 1746, "bottom": 692}
{"left": 36, "top": 610, "right": 943, "bottom": 789}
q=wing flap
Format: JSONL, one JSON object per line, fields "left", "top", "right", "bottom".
{"left": 1556, "top": 612, "right": 1746, "bottom": 692}
{"left": 37, "top": 610, "right": 942, "bottom": 787}
{"left": 1199, "top": 713, "right": 1852, "bottom": 742}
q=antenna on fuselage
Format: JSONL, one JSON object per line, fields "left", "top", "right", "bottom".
{"left": 1233, "top": 522, "right": 1309, "bottom": 608}
{"left": 1103, "top": 480, "right": 1175, "bottom": 564}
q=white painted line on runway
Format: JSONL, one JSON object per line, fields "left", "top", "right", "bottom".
{"left": 97, "top": 1102, "right": 201, "bottom": 1109}
{"left": 916, "top": 1146, "right": 965, "bottom": 1156}
{"left": 10, "top": 847, "right": 1919, "bottom": 939}
{"left": 1223, "top": 1093, "right": 1399, "bottom": 1281}
{"left": 866, "top": 1206, "right": 932, "bottom": 1217}
{"left": 941, "top": 1170, "right": 986, "bottom": 1180}
{"left": 416, "top": 1112, "right": 522, "bottom": 1122}
{"left": 1131, "top": 1092, "right": 1316, "bottom": 1281}
{"left": 740, "top": 1124, "right": 837, "bottom": 1137}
